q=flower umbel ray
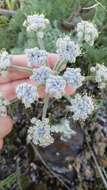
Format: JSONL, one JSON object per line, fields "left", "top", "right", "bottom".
{"left": 68, "top": 94, "right": 94, "bottom": 121}
{"left": 27, "top": 118, "right": 54, "bottom": 147}
{"left": 16, "top": 83, "right": 38, "bottom": 108}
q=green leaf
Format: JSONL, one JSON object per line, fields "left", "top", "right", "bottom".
{"left": 93, "top": 4, "right": 106, "bottom": 28}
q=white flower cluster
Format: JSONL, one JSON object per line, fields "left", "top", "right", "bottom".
{"left": 30, "top": 66, "right": 52, "bottom": 85}
{"left": 63, "top": 67, "right": 85, "bottom": 90}
{"left": 16, "top": 83, "right": 38, "bottom": 108}
{"left": 27, "top": 118, "right": 54, "bottom": 147}
{"left": 25, "top": 47, "right": 48, "bottom": 67}
{"left": 46, "top": 75, "right": 66, "bottom": 99}
{"left": 51, "top": 119, "right": 76, "bottom": 141}
{"left": 90, "top": 64, "right": 107, "bottom": 89}
{"left": 56, "top": 36, "right": 81, "bottom": 63}
{"left": 76, "top": 20, "right": 98, "bottom": 46}
{"left": 23, "top": 14, "right": 49, "bottom": 32}
{"left": 69, "top": 94, "right": 94, "bottom": 120}
{"left": 0, "top": 92, "right": 9, "bottom": 117}
{"left": 0, "top": 51, "right": 11, "bottom": 75}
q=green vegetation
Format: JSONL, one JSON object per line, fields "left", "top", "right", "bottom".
{"left": 0, "top": 0, "right": 107, "bottom": 68}
{"left": 0, "top": 2, "right": 107, "bottom": 189}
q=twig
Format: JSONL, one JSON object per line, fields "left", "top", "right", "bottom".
{"left": 16, "top": 158, "right": 23, "bottom": 190}
{"left": 95, "top": 0, "right": 107, "bottom": 11}
{"left": 102, "top": 168, "right": 107, "bottom": 180}
{"left": 0, "top": 8, "right": 16, "bottom": 16}
{"left": 31, "top": 142, "right": 71, "bottom": 190}
{"left": 86, "top": 140, "right": 107, "bottom": 189}
{"left": 82, "top": 3, "right": 99, "bottom": 10}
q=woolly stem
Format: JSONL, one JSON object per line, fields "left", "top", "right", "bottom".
{"left": 42, "top": 94, "right": 49, "bottom": 120}
{"left": 0, "top": 8, "right": 16, "bottom": 16}
{"left": 64, "top": 94, "right": 72, "bottom": 102}
{"left": 36, "top": 32, "right": 45, "bottom": 49}
{"left": 10, "top": 65, "right": 32, "bottom": 73}
{"left": 53, "top": 59, "right": 66, "bottom": 74}
{"left": 86, "top": 75, "right": 95, "bottom": 81}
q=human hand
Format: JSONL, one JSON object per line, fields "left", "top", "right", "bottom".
{"left": 0, "top": 53, "right": 74, "bottom": 149}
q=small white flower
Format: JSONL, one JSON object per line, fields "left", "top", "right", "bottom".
{"left": 0, "top": 92, "right": 9, "bottom": 117}
{"left": 25, "top": 47, "right": 48, "bottom": 67}
{"left": 23, "top": 14, "right": 49, "bottom": 32}
{"left": 0, "top": 105, "right": 7, "bottom": 117}
{"left": 27, "top": 118, "right": 54, "bottom": 147}
{"left": 63, "top": 67, "right": 85, "bottom": 90}
{"left": 0, "top": 51, "right": 11, "bottom": 75}
{"left": 69, "top": 94, "right": 94, "bottom": 120}
{"left": 90, "top": 64, "right": 107, "bottom": 89}
{"left": 76, "top": 20, "right": 98, "bottom": 46}
{"left": 16, "top": 83, "right": 38, "bottom": 108}
{"left": 30, "top": 66, "right": 52, "bottom": 85}
{"left": 46, "top": 75, "right": 66, "bottom": 99}
{"left": 56, "top": 36, "right": 81, "bottom": 63}
{"left": 51, "top": 119, "right": 76, "bottom": 141}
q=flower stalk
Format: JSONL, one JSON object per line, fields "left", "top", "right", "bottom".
{"left": 36, "top": 31, "right": 45, "bottom": 49}
{"left": 11, "top": 65, "right": 32, "bottom": 73}
{"left": 54, "top": 59, "right": 65, "bottom": 73}
{"left": 42, "top": 94, "right": 49, "bottom": 120}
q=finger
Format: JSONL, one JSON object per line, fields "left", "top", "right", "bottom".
{"left": 0, "top": 78, "right": 75, "bottom": 101}
{"left": 0, "top": 79, "right": 30, "bottom": 100}
{"left": 65, "top": 85, "right": 75, "bottom": 96}
{"left": 0, "top": 55, "right": 29, "bottom": 84}
{"left": 12, "top": 54, "right": 59, "bottom": 68}
{"left": 0, "top": 79, "right": 45, "bottom": 100}
{"left": 11, "top": 53, "right": 60, "bottom": 71}
{"left": 47, "top": 53, "right": 59, "bottom": 69}
{"left": 0, "top": 116, "right": 13, "bottom": 138}
{"left": 38, "top": 86, "right": 75, "bottom": 98}
{"left": 0, "top": 54, "right": 59, "bottom": 84}
{"left": 0, "top": 138, "right": 3, "bottom": 150}
{"left": 0, "top": 69, "right": 30, "bottom": 84}
{"left": 11, "top": 54, "right": 28, "bottom": 67}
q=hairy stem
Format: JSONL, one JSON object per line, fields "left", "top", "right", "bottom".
{"left": 53, "top": 59, "right": 65, "bottom": 73}
{"left": 10, "top": 65, "right": 32, "bottom": 73}
{"left": 42, "top": 94, "right": 49, "bottom": 120}
{"left": 64, "top": 94, "right": 72, "bottom": 102}
{"left": 0, "top": 8, "right": 16, "bottom": 16}
{"left": 36, "top": 32, "right": 45, "bottom": 49}
{"left": 86, "top": 75, "right": 95, "bottom": 81}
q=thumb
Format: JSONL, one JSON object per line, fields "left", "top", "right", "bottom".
{"left": 0, "top": 139, "right": 3, "bottom": 150}
{"left": 0, "top": 116, "right": 13, "bottom": 139}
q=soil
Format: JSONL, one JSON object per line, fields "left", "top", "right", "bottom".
{"left": 0, "top": 83, "right": 107, "bottom": 190}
